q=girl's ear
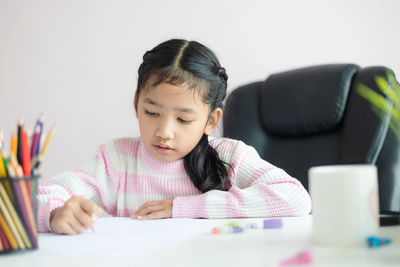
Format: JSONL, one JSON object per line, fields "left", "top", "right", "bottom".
{"left": 204, "top": 108, "right": 223, "bottom": 135}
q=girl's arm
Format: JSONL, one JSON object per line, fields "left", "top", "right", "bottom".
{"left": 172, "top": 139, "right": 312, "bottom": 219}
{"left": 36, "top": 142, "right": 119, "bottom": 232}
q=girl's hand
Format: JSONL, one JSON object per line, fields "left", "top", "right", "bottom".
{"left": 50, "top": 195, "right": 103, "bottom": 235}
{"left": 131, "top": 198, "right": 174, "bottom": 220}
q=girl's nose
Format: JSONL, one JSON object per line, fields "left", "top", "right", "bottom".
{"left": 156, "top": 119, "right": 175, "bottom": 140}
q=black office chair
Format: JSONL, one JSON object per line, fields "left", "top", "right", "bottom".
{"left": 223, "top": 64, "right": 400, "bottom": 216}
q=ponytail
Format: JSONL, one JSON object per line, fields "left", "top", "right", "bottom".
{"left": 184, "top": 134, "right": 231, "bottom": 192}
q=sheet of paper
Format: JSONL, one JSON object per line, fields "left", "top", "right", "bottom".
{"left": 38, "top": 217, "right": 219, "bottom": 258}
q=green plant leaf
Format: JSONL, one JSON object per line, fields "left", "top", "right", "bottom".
{"left": 375, "top": 75, "right": 399, "bottom": 106}
{"left": 356, "top": 83, "right": 394, "bottom": 112}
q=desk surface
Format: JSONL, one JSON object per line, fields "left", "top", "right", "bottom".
{"left": 1, "top": 216, "right": 399, "bottom": 267}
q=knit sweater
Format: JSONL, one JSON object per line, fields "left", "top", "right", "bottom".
{"left": 37, "top": 137, "right": 311, "bottom": 232}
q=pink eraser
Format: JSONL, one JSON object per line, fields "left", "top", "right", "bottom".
{"left": 279, "top": 250, "right": 312, "bottom": 266}
{"left": 263, "top": 219, "right": 283, "bottom": 229}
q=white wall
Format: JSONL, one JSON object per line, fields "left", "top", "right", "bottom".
{"left": 1, "top": 0, "right": 399, "bottom": 182}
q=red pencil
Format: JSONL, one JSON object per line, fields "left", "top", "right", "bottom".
{"left": 21, "top": 128, "right": 31, "bottom": 176}
{"left": 0, "top": 223, "right": 10, "bottom": 251}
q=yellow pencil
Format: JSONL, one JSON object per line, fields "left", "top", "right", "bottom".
{"left": 0, "top": 153, "right": 15, "bottom": 204}
{"left": 0, "top": 152, "right": 7, "bottom": 177}
{"left": 0, "top": 210, "right": 18, "bottom": 250}
{"left": 40, "top": 124, "right": 56, "bottom": 158}
{"left": 32, "top": 124, "right": 55, "bottom": 174}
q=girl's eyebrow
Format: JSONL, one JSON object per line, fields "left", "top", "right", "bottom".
{"left": 143, "top": 97, "right": 197, "bottom": 114}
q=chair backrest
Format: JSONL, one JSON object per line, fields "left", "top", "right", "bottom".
{"left": 223, "top": 64, "right": 400, "bottom": 214}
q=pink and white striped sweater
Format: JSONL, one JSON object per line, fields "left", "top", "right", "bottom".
{"left": 37, "top": 137, "right": 311, "bottom": 232}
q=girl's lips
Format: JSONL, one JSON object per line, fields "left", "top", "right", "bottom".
{"left": 153, "top": 144, "right": 174, "bottom": 154}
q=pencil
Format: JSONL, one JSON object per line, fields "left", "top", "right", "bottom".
{"left": 40, "top": 123, "right": 55, "bottom": 158}
{"left": 0, "top": 224, "right": 8, "bottom": 251}
{"left": 21, "top": 127, "right": 32, "bottom": 176}
{"left": 3, "top": 164, "right": 32, "bottom": 249}
{"left": 11, "top": 131, "right": 18, "bottom": 157}
{"left": 32, "top": 124, "right": 55, "bottom": 174}
{"left": 0, "top": 152, "right": 7, "bottom": 178}
{"left": 0, "top": 227, "right": 3, "bottom": 251}
{"left": 16, "top": 119, "right": 23, "bottom": 166}
{"left": 0, "top": 184, "right": 27, "bottom": 249}
{"left": 34, "top": 114, "right": 44, "bottom": 158}
{"left": 0, "top": 155, "right": 15, "bottom": 204}
{"left": 30, "top": 125, "right": 40, "bottom": 166}
{"left": 0, "top": 224, "right": 10, "bottom": 251}
{"left": 10, "top": 172, "right": 37, "bottom": 246}
{"left": 0, "top": 211, "right": 17, "bottom": 250}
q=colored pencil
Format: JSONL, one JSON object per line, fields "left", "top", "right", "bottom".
{"left": 0, "top": 211, "right": 17, "bottom": 250}
{"left": 30, "top": 125, "right": 40, "bottom": 165}
{"left": 0, "top": 152, "right": 7, "bottom": 178}
{"left": 0, "top": 227, "right": 3, "bottom": 251}
{"left": 35, "top": 115, "right": 44, "bottom": 157}
{"left": 0, "top": 117, "right": 54, "bottom": 252}
{"left": 40, "top": 124, "right": 55, "bottom": 159}
{"left": 32, "top": 124, "right": 55, "bottom": 174}
{"left": 10, "top": 175, "right": 37, "bottom": 247}
{"left": 0, "top": 167, "right": 31, "bottom": 249}
{"left": 0, "top": 184, "right": 27, "bottom": 249}
{"left": 0, "top": 224, "right": 10, "bottom": 251}
{"left": 0, "top": 156, "right": 15, "bottom": 205}
{"left": 21, "top": 127, "right": 32, "bottom": 176}
{"left": 16, "top": 119, "right": 23, "bottom": 166}
{"left": 11, "top": 131, "right": 18, "bottom": 157}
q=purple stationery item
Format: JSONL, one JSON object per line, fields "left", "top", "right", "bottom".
{"left": 231, "top": 226, "right": 243, "bottom": 233}
{"left": 30, "top": 125, "right": 40, "bottom": 160}
{"left": 263, "top": 218, "right": 283, "bottom": 229}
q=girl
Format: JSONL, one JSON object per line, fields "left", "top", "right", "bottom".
{"left": 37, "top": 39, "right": 311, "bottom": 234}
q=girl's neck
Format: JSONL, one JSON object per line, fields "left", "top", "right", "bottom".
{"left": 139, "top": 138, "right": 186, "bottom": 174}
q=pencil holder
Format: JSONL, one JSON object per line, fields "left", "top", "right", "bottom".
{"left": 0, "top": 175, "right": 39, "bottom": 254}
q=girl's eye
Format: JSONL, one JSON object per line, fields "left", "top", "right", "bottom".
{"left": 178, "top": 118, "right": 192, "bottom": 124}
{"left": 145, "top": 110, "right": 159, "bottom": 117}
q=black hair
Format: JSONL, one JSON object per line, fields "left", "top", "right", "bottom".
{"left": 135, "top": 39, "right": 231, "bottom": 192}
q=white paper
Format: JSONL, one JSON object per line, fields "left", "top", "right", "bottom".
{"left": 38, "top": 217, "right": 218, "bottom": 259}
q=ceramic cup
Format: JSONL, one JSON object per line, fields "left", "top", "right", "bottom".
{"left": 309, "top": 164, "right": 379, "bottom": 246}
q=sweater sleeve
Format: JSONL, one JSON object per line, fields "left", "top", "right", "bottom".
{"left": 36, "top": 141, "right": 119, "bottom": 232}
{"left": 172, "top": 139, "right": 311, "bottom": 218}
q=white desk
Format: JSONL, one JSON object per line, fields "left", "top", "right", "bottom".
{"left": 0, "top": 216, "right": 399, "bottom": 267}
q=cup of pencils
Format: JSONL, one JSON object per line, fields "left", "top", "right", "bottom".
{"left": 0, "top": 115, "right": 55, "bottom": 253}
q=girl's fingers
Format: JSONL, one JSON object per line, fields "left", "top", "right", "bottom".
{"left": 80, "top": 197, "right": 103, "bottom": 218}
{"left": 138, "top": 211, "right": 169, "bottom": 220}
{"left": 57, "top": 222, "right": 77, "bottom": 235}
{"left": 68, "top": 218, "right": 86, "bottom": 234}
{"left": 73, "top": 208, "right": 93, "bottom": 229}
{"left": 133, "top": 203, "right": 162, "bottom": 218}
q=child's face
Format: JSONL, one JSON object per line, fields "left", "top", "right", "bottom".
{"left": 135, "top": 81, "right": 221, "bottom": 162}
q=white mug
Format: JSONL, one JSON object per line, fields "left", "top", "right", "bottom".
{"left": 309, "top": 164, "right": 379, "bottom": 246}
